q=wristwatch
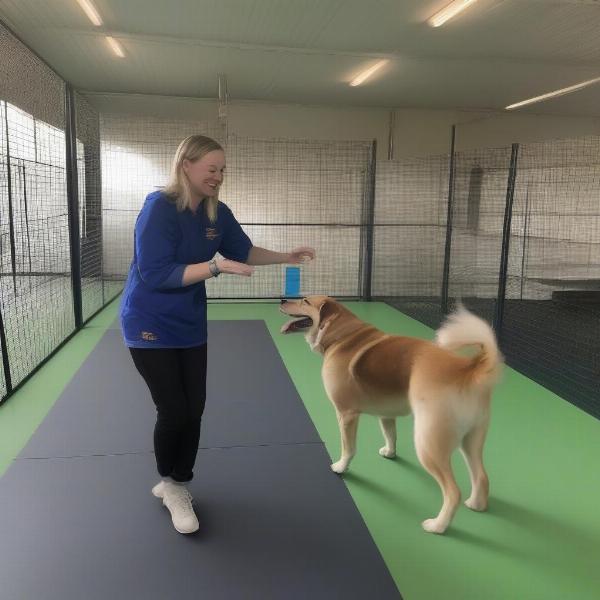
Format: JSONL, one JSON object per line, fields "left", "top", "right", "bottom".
{"left": 208, "top": 259, "right": 221, "bottom": 277}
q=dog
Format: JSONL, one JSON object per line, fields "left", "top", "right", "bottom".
{"left": 280, "top": 296, "right": 502, "bottom": 534}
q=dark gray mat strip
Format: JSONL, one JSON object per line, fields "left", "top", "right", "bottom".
{"left": 0, "top": 446, "right": 401, "bottom": 599}
{"left": 18, "top": 321, "right": 320, "bottom": 458}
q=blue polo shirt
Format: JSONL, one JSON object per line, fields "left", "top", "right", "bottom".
{"left": 119, "top": 191, "right": 253, "bottom": 348}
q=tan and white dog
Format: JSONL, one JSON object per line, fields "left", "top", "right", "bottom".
{"left": 280, "top": 296, "right": 502, "bottom": 534}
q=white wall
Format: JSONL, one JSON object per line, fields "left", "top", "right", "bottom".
{"left": 389, "top": 109, "right": 484, "bottom": 158}
{"left": 84, "top": 92, "right": 600, "bottom": 159}
{"left": 389, "top": 109, "right": 600, "bottom": 158}
{"left": 228, "top": 100, "right": 388, "bottom": 149}
{"left": 84, "top": 93, "right": 219, "bottom": 122}
{"left": 455, "top": 112, "right": 600, "bottom": 151}
{"left": 84, "top": 92, "right": 388, "bottom": 156}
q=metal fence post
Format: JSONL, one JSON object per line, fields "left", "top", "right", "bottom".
{"left": 360, "top": 140, "right": 377, "bottom": 301}
{"left": 441, "top": 125, "right": 456, "bottom": 315}
{"left": 494, "top": 142, "right": 520, "bottom": 336}
{"left": 65, "top": 83, "right": 83, "bottom": 329}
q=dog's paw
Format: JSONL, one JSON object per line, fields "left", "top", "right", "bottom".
{"left": 330, "top": 461, "right": 348, "bottom": 474}
{"left": 421, "top": 518, "right": 447, "bottom": 535}
{"left": 379, "top": 446, "right": 396, "bottom": 459}
{"left": 465, "top": 497, "right": 487, "bottom": 512}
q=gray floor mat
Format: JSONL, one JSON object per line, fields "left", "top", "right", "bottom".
{"left": 18, "top": 321, "right": 321, "bottom": 459}
{"left": 1, "top": 445, "right": 400, "bottom": 599}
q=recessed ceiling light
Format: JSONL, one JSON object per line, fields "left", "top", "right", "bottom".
{"left": 428, "top": 0, "right": 479, "bottom": 27}
{"left": 505, "top": 76, "right": 600, "bottom": 110}
{"left": 106, "top": 36, "right": 125, "bottom": 58}
{"left": 350, "top": 60, "right": 389, "bottom": 87}
{"left": 76, "top": 0, "right": 103, "bottom": 27}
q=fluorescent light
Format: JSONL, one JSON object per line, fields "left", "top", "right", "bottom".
{"left": 428, "top": 0, "right": 479, "bottom": 27}
{"left": 106, "top": 36, "right": 125, "bottom": 58}
{"left": 505, "top": 76, "right": 600, "bottom": 110}
{"left": 76, "top": 0, "right": 103, "bottom": 26}
{"left": 350, "top": 60, "right": 389, "bottom": 87}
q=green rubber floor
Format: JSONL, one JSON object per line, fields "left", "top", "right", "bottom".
{"left": 2, "top": 298, "right": 599, "bottom": 600}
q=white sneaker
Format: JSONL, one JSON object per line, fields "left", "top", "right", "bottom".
{"left": 159, "top": 482, "right": 199, "bottom": 534}
{"left": 152, "top": 480, "right": 166, "bottom": 498}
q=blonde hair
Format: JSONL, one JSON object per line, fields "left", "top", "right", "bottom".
{"left": 163, "top": 135, "right": 224, "bottom": 223}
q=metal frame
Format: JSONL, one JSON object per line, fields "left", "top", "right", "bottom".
{"left": 494, "top": 142, "right": 520, "bottom": 335}
{"left": 65, "top": 83, "right": 83, "bottom": 330}
{"left": 3, "top": 100, "right": 17, "bottom": 295}
{"left": 387, "top": 110, "right": 395, "bottom": 160}
{"left": 359, "top": 140, "right": 377, "bottom": 300}
{"left": 441, "top": 124, "right": 456, "bottom": 315}
{"left": 0, "top": 304, "right": 11, "bottom": 395}
{"left": 0, "top": 100, "right": 14, "bottom": 394}
{"left": 19, "top": 162, "right": 33, "bottom": 274}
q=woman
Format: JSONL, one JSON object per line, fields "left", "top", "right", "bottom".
{"left": 120, "top": 135, "right": 315, "bottom": 534}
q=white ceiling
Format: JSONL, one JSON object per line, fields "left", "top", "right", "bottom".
{"left": 1, "top": 0, "right": 600, "bottom": 116}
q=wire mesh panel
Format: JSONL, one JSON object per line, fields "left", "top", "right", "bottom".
{"left": 213, "top": 136, "right": 371, "bottom": 298}
{"left": 210, "top": 224, "right": 362, "bottom": 298}
{"left": 100, "top": 114, "right": 225, "bottom": 296}
{"left": 75, "top": 92, "right": 104, "bottom": 319}
{"left": 372, "top": 156, "right": 449, "bottom": 327}
{"left": 0, "top": 340, "right": 6, "bottom": 399}
{"left": 503, "top": 136, "right": 600, "bottom": 417}
{"left": 447, "top": 146, "right": 514, "bottom": 324}
{"left": 100, "top": 125, "right": 371, "bottom": 299}
{"left": 0, "top": 22, "right": 74, "bottom": 394}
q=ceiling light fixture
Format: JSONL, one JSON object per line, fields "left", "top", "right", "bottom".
{"left": 428, "top": 0, "right": 479, "bottom": 27}
{"left": 106, "top": 36, "right": 125, "bottom": 58}
{"left": 505, "top": 76, "right": 600, "bottom": 110}
{"left": 350, "top": 59, "right": 389, "bottom": 87}
{"left": 76, "top": 0, "right": 103, "bottom": 26}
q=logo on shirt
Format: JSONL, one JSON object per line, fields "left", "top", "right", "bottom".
{"left": 206, "top": 227, "right": 220, "bottom": 241}
{"left": 141, "top": 331, "right": 158, "bottom": 342}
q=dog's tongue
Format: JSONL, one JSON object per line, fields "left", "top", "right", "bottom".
{"left": 281, "top": 317, "right": 313, "bottom": 334}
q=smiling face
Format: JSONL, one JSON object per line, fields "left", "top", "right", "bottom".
{"left": 183, "top": 149, "right": 225, "bottom": 201}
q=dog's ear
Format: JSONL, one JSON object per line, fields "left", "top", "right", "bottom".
{"left": 318, "top": 299, "right": 338, "bottom": 330}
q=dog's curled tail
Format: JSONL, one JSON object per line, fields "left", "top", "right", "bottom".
{"left": 435, "top": 305, "right": 503, "bottom": 387}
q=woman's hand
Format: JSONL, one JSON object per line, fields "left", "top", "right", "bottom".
{"left": 286, "top": 246, "right": 316, "bottom": 264}
{"left": 217, "top": 258, "right": 255, "bottom": 277}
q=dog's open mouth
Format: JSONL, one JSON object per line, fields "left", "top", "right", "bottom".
{"left": 281, "top": 316, "right": 313, "bottom": 334}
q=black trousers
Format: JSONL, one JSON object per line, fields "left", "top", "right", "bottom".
{"left": 129, "top": 344, "right": 208, "bottom": 483}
